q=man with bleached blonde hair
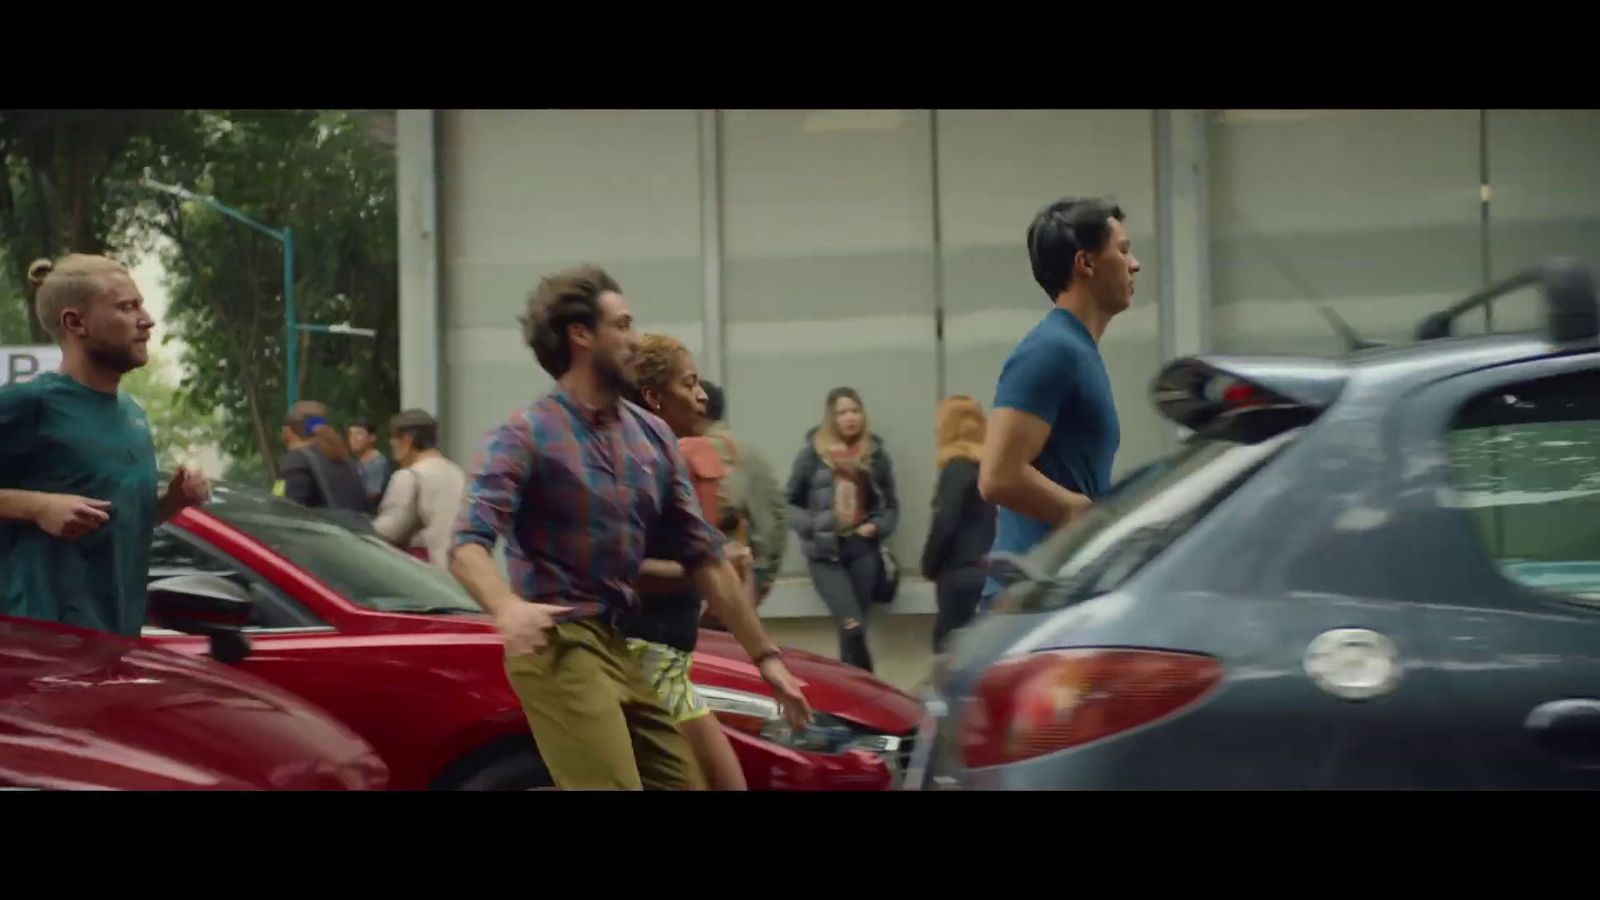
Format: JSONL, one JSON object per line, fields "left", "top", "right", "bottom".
{"left": 0, "top": 254, "right": 210, "bottom": 636}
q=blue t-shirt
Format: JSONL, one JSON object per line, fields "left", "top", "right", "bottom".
{"left": 984, "top": 308, "right": 1120, "bottom": 600}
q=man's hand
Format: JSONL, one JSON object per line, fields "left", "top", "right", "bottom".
{"left": 759, "top": 657, "right": 813, "bottom": 729}
{"left": 159, "top": 467, "right": 212, "bottom": 521}
{"left": 725, "top": 542, "right": 753, "bottom": 569}
{"left": 854, "top": 522, "right": 877, "bottom": 539}
{"left": 35, "top": 494, "right": 112, "bottom": 539}
{"left": 725, "top": 542, "right": 755, "bottom": 581}
{"left": 450, "top": 542, "right": 569, "bottom": 656}
{"left": 693, "top": 558, "right": 809, "bottom": 721}
{"left": 494, "top": 596, "right": 573, "bottom": 657}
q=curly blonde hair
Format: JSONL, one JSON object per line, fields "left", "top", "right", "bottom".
{"left": 629, "top": 333, "right": 692, "bottom": 408}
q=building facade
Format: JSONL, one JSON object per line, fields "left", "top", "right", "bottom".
{"left": 393, "top": 109, "right": 1600, "bottom": 675}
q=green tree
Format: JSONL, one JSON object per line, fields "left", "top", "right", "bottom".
{"left": 0, "top": 249, "right": 29, "bottom": 344}
{"left": 143, "top": 110, "right": 398, "bottom": 481}
{"left": 0, "top": 110, "right": 196, "bottom": 341}
{"left": 121, "top": 352, "right": 221, "bottom": 471}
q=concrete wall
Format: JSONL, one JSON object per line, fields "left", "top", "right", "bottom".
{"left": 399, "top": 109, "right": 1600, "bottom": 682}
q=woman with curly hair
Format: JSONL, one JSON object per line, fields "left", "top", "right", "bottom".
{"left": 624, "top": 333, "right": 756, "bottom": 790}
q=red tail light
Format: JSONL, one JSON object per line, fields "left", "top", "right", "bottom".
{"left": 1222, "top": 382, "right": 1263, "bottom": 408}
{"left": 959, "top": 648, "right": 1223, "bottom": 768}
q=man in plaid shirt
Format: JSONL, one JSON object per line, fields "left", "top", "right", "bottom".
{"left": 450, "top": 265, "right": 811, "bottom": 790}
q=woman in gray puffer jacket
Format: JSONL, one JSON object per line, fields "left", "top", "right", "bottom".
{"left": 786, "top": 386, "right": 899, "bottom": 672}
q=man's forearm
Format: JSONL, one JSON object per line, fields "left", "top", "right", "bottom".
{"left": 692, "top": 559, "right": 778, "bottom": 659}
{"left": 0, "top": 489, "right": 45, "bottom": 524}
{"left": 639, "top": 558, "right": 692, "bottom": 594}
{"left": 449, "top": 543, "right": 519, "bottom": 616}
{"left": 988, "top": 465, "right": 1089, "bottom": 528}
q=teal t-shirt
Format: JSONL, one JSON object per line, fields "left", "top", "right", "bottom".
{"left": 0, "top": 372, "right": 158, "bottom": 637}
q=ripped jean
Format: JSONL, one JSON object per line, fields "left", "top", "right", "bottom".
{"left": 806, "top": 535, "right": 881, "bottom": 672}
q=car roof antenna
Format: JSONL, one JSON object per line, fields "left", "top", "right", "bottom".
{"left": 1317, "top": 306, "right": 1386, "bottom": 353}
{"left": 1220, "top": 201, "right": 1386, "bottom": 354}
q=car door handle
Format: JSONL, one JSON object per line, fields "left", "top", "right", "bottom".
{"left": 1525, "top": 699, "right": 1600, "bottom": 768}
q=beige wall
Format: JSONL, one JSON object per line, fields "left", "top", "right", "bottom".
{"left": 418, "top": 109, "right": 1600, "bottom": 680}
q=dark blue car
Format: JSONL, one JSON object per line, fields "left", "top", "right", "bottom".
{"left": 909, "top": 259, "right": 1600, "bottom": 790}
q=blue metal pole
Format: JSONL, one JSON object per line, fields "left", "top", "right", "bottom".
{"left": 284, "top": 226, "right": 296, "bottom": 409}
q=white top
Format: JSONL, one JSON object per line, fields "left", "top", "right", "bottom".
{"left": 373, "top": 455, "right": 469, "bottom": 568}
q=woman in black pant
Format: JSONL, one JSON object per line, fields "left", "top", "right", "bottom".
{"left": 787, "top": 387, "right": 899, "bottom": 673}
{"left": 920, "top": 395, "right": 996, "bottom": 653}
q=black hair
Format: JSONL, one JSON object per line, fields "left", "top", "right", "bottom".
{"left": 521, "top": 264, "right": 622, "bottom": 378}
{"left": 347, "top": 419, "right": 376, "bottom": 434}
{"left": 1026, "top": 197, "right": 1126, "bottom": 298}
{"left": 389, "top": 408, "right": 439, "bottom": 451}
{"left": 702, "top": 380, "right": 725, "bottom": 422}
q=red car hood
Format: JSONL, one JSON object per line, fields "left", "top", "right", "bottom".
{"left": 691, "top": 631, "right": 923, "bottom": 733}
{"left": 405, "top": 614, "right": 924, "bottom": 735}
{"left": 0, "top": 617, "right": 386, "bottom": 790}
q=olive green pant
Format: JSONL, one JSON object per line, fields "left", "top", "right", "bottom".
{"left": 504, "top": 618, "right": 705, "bottom": 790}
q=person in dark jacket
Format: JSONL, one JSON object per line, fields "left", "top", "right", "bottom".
{"left": 275, "top": 400, "right": 370, "bottom": 515}
{"left": 787, "top": 386, "right": 899, "bottom": 673}
{"left": 921, "top": 395, "right": 996, "bottom": 652}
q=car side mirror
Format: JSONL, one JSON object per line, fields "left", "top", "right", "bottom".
{"left": 147, "top": 574, "right": 254, "bottom": 664}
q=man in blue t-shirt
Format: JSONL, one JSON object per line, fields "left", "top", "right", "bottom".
{"left": 978, "top": 197, "right": 1141, "bottom": 604}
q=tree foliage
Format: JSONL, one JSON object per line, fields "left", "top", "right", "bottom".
{"left": 0, "top": 109, "right": 399, "bottom": 483}
{"left": 120, "top": 353, "right": 223, "bottom": 471}
{"left": 143, "top": 110, "right": 399, "bottom": 482}
{"left": 0, "top": 110, "right": 194, "bottom": 340}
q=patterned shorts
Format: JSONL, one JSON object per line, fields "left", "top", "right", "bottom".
{"left": 625, "top": 638, "right": 710, "bottom": 725}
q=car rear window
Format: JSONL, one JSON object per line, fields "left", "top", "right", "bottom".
{"left": 999, "top": 408, "right": 1312, "bottom": 614}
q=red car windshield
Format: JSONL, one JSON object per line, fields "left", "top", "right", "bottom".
{"left": 203, "top": 486, "right": 484, "bottom": 616}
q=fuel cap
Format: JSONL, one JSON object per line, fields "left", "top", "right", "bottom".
{"left": 1303, "top": 627, "right": 1402, "bottom": 701}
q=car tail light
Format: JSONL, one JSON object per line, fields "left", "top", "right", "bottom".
{"left": 1221, "top": 382, "right": 1263, "bottom": 408}
{"left": 959, "top": 648, "right": 1223, "bottom": 768}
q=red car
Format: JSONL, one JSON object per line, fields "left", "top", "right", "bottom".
{"left": 141, "top": 483, "right": 922, "bottom": 790}
{"left": 0, "top": 614, "right": 388, "bottom": 790}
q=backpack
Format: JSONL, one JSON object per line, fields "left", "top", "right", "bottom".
{"left": 704, "top": 430, "right": 751, "bottom": 541}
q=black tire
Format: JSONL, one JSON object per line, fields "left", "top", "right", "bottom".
{"left": 434, "top": 736, "right": 555, "bottom": 791}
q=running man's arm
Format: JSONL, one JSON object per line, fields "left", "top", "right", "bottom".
{"left": 0, "top": 490, "right": 48, "bottom": 523}
{"left": 0, "top": 489, "right": 111, "bottom": 538}
{"left": 638, "top": 558, "right": 690, "bottom": 593}
{"left": 0, "top": 387, "right": 111, "bottom": 538}
{"left": 640, "top": 550, "right": 759, "bottom": 594}
{"left": 978, "top": 342, "right": 1092, "bottom": 528}
{"left": 450, "top": 414, "right": 571, "bottom": 656}
{"left": 449, "top": 416, "right": 534, "bottom": 618}
{"left": 979, "top": 409, "right": 1090, "bottom": 528}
